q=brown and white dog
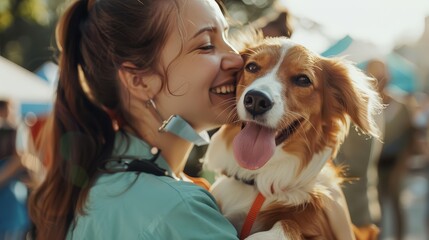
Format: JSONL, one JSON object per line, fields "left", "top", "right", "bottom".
{"left": 205, "top": 37, "right": 383, "bottom": 239}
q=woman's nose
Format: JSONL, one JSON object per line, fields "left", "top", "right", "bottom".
{"left": 221, "top": 47, "right": 244, "bottom": 71}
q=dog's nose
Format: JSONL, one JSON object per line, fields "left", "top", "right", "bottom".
{"left": 244, "top": 90, "right": 273, "bottom": 116}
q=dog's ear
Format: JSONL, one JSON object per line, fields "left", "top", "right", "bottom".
{"left": 229, "top": 26, "right": 263, "bottom": 53}
{"left": 321, "top": 58, "right": 383, "bottom": 139}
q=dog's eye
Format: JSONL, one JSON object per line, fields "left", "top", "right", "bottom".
{"left": 292, "top": 75, "right": 312, "bottom": 87}
{"left": 245, "top": 62, "right": 260, "bottom": 73}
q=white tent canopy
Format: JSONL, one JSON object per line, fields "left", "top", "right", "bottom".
{"left": 0, "top": 56, "right": 54, "bottom": 103}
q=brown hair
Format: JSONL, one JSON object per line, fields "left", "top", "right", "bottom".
{"left": 29, "top": 0, "right": 178, "bottom": 239}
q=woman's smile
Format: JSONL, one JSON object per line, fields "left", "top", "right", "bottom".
{"left": 210, "top": 83, "right": 236, "bottom": 95}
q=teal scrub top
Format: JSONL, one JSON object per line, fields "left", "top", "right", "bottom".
{"left": 67, "top": 132, "right": 238, "bottom": 240}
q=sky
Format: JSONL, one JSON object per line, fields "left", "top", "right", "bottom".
{"left": 280, "top": 0, "right": 429, "bottom": 53}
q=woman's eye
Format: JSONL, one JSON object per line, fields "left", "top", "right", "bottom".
{"left": 292, "top": 74, "right": 312, "bottom": 87}
{"left": 245, "top": 62, "right": 260, "bottom": 73}
{"left": 199, "top": 44, "right": 215, "bottom": 51}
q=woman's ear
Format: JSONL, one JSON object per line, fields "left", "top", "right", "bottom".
{"left": 118, "top": 62, "right": 162, "bottom": 101}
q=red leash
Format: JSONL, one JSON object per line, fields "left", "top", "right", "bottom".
{"left": 240, "top": 192, "right": 266, "bottom": 240}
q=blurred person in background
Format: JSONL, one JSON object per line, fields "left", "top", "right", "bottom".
{"left": 409, "top": 92, "right": 429, "bottom": 162}
{"left": 374, "top": 59, "right": 416, "bottom": 240}
{"left": 412, "top": 92, "right": 429, "bottom": 236}
{"left": 0, "top": 99, "right": 30, "bottom": 240}
{"left": 334, "top": 59, "right": 387, "bottom": 240}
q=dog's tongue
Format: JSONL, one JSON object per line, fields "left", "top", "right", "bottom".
{"left": 232, "top": 122, "right": 276, "bottom": 170}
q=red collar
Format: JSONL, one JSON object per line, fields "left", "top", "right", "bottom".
{"left": 240, "top": 192, "right": 266, "bottom": 240}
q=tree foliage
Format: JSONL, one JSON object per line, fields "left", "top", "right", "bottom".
{"left": 223, "top": 0, "right": 275, "bottom": 23}
{"left": 0, "top": 0, "right": 274, "bottom": 71}
{"left": 0, "top": 0, "right": 67, "bottom": 70}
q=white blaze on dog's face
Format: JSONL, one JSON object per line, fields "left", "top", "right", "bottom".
{"left": 232, "top": 37, "right": 381, "bottom": 171}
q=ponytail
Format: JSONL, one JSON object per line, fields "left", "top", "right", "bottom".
{"left": 29, "top": 0, "right": 116, "bottom": 239}
{"left": 29, "top": 0, "right": 180, "bottom": 238}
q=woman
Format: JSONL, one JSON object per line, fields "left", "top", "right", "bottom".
{"left": 29, "top": 0, "right": 244, "bottom": 239}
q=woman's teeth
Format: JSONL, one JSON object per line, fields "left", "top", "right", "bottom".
{"left": 210, "top": 84, "right": 235, "bottom": 94}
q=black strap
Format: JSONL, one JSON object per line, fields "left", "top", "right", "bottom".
{"left": 102, "top": 150, "right": 172, "bottom": 178}
{"left": 126, "top": 159, "right": 169, "bottom": 177}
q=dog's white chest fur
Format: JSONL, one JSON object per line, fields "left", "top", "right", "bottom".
{"left": 209, "top": 163, "right": 341, "bottom": 235}
{"left": 205, "top": 126, "right": 345, "bottom": 236}
{"left": 210, "top": 176, "right": 260, "bottom": 232}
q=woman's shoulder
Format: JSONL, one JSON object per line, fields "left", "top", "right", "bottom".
{"left": 88, "top": 172, "right": 215, "bottom": 211}
{"left": 69, "top": 173, "right": 238, "bottom": 239}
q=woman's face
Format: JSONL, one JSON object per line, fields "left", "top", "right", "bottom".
{"left": 155, "top": 0, "right": 244, "bottom": 131}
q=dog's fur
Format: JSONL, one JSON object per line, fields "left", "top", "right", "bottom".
{"left": 205, "top": 37, "right": 383, "bottom": 239}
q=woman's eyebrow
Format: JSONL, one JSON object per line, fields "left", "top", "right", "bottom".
{"left": 190, "top": 25, "right": 230, "bottom": 40}
{"left": 191, "top": 26, "right": 216, "bottom": 40}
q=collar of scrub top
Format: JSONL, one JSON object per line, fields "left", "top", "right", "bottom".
{"left": 147, "top": 99, "right": 210, "bottom": 147}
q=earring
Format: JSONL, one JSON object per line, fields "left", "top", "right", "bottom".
{"left": 146, "top": 99, "right": 164, "bottom": 123}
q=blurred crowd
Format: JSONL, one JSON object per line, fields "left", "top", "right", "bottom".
{"left": 2, "top": 0, "right": 429, "bottom": 239}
